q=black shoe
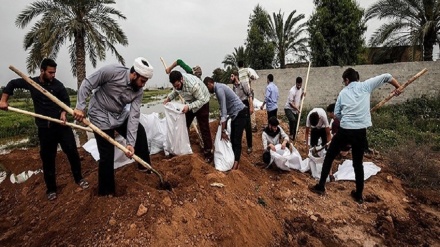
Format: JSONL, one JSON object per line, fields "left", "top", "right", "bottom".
{"left": 309, "top": 184, "right": 325, "bottom": 195}
{"left": 351, "top": 190, "right": 364, "bottom": 204}
{"left": 138, "top": 165, "right": 152, "bottom": 174}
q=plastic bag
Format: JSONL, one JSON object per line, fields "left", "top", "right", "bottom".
{"left": 163, "top": 102, "right": 193, "bottom": 156}
{"left": 214, "top": 125, "right": 234, "bottom": 171}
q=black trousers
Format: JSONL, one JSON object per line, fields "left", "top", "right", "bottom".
{"left": 318, "top": 128, "right": 367, "bottom": 197}
{"left": 242, "top": 99, "right": 253, "bottom": 148}
{"left": 38, "top": 125, "right": 82, "bottom": 194}
{"left": 267, "top": 108, "right": 278, "bottom": 123}
{"left": 231, "top": 107, "right": 249, "bottom": 162}
{"left": 94, "top": 120, "right": 150, "bottom": 196}
{"left": 310, "top": 128, "right": 328, "bottom": 147}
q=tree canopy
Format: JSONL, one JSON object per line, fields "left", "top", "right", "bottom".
{"left": 308, "top": 0, "right": 367, "bottom": 67}
{"left": 16, "top": 0, "right": 128, "bottom": 88}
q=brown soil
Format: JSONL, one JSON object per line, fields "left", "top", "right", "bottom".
{"left": 1, "top": 111, "right": 439, "bottom": 246}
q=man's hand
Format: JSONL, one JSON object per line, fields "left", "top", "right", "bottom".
{"left": 260, "top": 105, "right": 264, "bottom": 110}
{"left": 163, "top": 98, "right": 170, "bottom": 105}
{"left": 268, "top": 144, "right": 276, "bottom": 151}
{"left": 60, "top": 111, "right": 67, "bottom": 125}
{"left": 165, "top": 67, "right": 172, "bottom": 74}
{"left": 125, "top": 145, "right": 134, "bottom": 158}
{"left": 182, "top": 105, "right": 189, "bottom": 113}
{"left": 221, "top": 131, "right": 229, "bottom": 141}
{"left": 392, "top": 88, "right": 402, "bottom": 96}
{"left": 0, "top": 101, "right": 8, "bottom": 110}
{"left": 73, "top": 108, "right": 85, "bottom": 122}
{"left": 281, "top": 142, "right": 286, "bottom": 150}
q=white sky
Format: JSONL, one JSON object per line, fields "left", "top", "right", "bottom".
{"left": 0, "top": 0, "right": 404, "bottom": 89}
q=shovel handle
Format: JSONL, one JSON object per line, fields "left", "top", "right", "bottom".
{"left": 8, "top": 65, "right": 164, "bottom": 182}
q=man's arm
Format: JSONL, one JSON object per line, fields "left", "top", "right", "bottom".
{"left": 166, "top": 59, "right": 193, "bottom": 74}
{"left": 0, "top": 93, "right": 10, "bottom": 110}
{"left": 0, "top": 78, "right": 29, "bottom": 110}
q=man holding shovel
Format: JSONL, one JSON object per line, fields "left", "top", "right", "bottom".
{"left": 0, "top": 58, "right": 88, "bottom": 201}
{"left": 73, "top": 57, "right": 153, "bottom": 196}
{"left": 309, "top": 68, "right": 402, "bottom": 204}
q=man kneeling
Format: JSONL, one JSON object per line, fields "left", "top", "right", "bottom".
{"left": 262, "top": 116, "right": 291, "bottom": 166}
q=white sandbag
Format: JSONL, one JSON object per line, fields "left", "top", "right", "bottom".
{"left": 163, "top": 102, "right": 193, "bottom": 156}
{"left": 333, "top": 160, "right": 381, "bottom": 181}
{"left": 10, "top": 169, "right": 42, "bottom": 184}
{"left": 82, "top": 135, "right": 132, "bottom": 169}
{"left": 248, "top": 68, "right": 259, "bottom": 81}
{"left": 269, "top": 144, "right": 292, "bottom": 171}
{"left": 214, "top": 125, "right": 234, "bottom": 171}
{"left": 253, "top": 98, "right": 263, "bottom": 110}
{"left": 307, "top": 147, "right": 329, "bottom": 182}
{"left": 286, "top": 146, "right": 309, "bottom": 172}
{"left": 139, "top": 112, "right": 166, "bottom": 155}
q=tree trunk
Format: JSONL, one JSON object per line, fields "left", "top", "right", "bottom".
{"left": 75, "top": 33, "right": 86, "bottom": 90}
{"left": 423, "top": 39, "right": 434, "bottom": 61}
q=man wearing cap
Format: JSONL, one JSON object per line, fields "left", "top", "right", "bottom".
{"left": 73, "top": 57, "right": 153, "bottom": 196}
{"left": 164, "top": 65, "right": 213, "bottom": 163}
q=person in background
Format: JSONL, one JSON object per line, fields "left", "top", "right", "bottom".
{"left": 231, "top": 69, "right": 253, "bottom": 154}
{"left": 164, "top": 66, "right": 213, "bottom": 163}
{"left": 284, "top": 76, "right": 303, "bottom": 140}
{"left": 238, "top": 60, "right": 258, "bottom": 132}
{"left": 73, "top": 57, "right": 153, "bottom": 197}
{"left": 304, "top": 108, "right": 332, "bottom": 149}
{"left": 261, "top": 116, "right": 291, "bottom": 167}
{"left": 165, "top": 58, "right": 202, "bottom": 79}
{"left": 260, "top": 74, "right": 279, "bottom": 125}
{"left": 310, "top": 68, "right": 402, "bottom": 204}
{"left": 203, "top": 77, "right": 249, "bottom": 170}
{"left": 1, "top": 58, "right": 89, "bottom": 201}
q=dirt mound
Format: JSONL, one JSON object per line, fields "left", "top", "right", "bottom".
{"left": 1, "top": 111, "right": 439, "bottom": 246}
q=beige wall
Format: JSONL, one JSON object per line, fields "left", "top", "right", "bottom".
{"left": 252, "top": 61, "right": 440, "bottom": 112}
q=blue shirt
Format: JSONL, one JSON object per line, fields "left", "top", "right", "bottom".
{"left": 335, "top": 73, "right": 393, "bottom": 129}
{"left": 264, "top": 82, "right": 279, "bottom": 111}
{"left": 214, "top": 82, "right": 245, "bottom": 123}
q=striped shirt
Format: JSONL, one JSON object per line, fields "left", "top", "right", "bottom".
{"left": 167, "top": 74, "right": 210, "bottom": 113}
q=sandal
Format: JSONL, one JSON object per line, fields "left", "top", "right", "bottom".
{"left": 47, "top": 192, "right": 57, "bottom": 201}
{"left": 78, "top": 179, "right": 89, "bottom": 189}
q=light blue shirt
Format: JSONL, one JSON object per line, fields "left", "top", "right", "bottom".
{"left": 264, "top": 82, "right": 279, "bottom": 111}
{"left": 214, "top": 82, "right": 245, "bottom": 123}
{"left": 335, "top": 73, "right": 393, "bottom": 129}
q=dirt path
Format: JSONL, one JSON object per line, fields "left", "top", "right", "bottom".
{"left": 1, "top": 111, "right": 439, "bottom": 246}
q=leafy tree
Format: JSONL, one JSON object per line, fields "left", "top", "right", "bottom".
{"left": 212, "top": 67, "right": 233, "bottom": 84}
{"left": 267, "top": 10, "right": 308, "bottom": 68}
{"left": 308, "top": 0, "right": 367, "bottom": 67}
{"left": 222, "top": 46, "right": 247, "bottom": 68}
{"left": 365, "top": 0, "right": 440, "bottom": 61}
{"left": 245, "top": 4, "right": 275, "bottom": 69}
{"left": 15, "top": 0, "right": 128, "bottom": 89}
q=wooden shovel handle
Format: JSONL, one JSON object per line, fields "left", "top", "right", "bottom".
{"left": 293, "top": 61, "right": 311, "bottom": 143}
{"left": 371, "top": 68, "right": 428, "bottom": 112}
{"left": 8, "top": 65, "right": 163, "bottom": 180}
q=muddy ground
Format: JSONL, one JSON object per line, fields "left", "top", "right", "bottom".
{"left": 1, "top": 111, "right": 439, "bottom": 246}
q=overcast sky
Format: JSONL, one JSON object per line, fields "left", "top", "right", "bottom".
{"left": 0, "top": 0, "right": 394, "bottom": 89}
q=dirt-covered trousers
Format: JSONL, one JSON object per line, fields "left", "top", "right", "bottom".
{"left": 185, "top": 102, "right": 213, "bottom": 152}
{"left": 319, "top": 128, "right": 367, "bottom": 196}
{"left": 94, "top": 120, "right": 150, "bottom": 196}
{"left": 38, "top": 124, "right": 82, "bottom": 194}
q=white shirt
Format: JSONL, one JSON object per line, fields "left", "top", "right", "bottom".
{"left": 284, "top": 86, "right": 302, "bottom": 113}
{"left": 306, "top": 108, "right": 330, "bottom": 129}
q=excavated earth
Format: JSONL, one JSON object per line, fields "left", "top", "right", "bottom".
{"left": 1, "top": 111, "right": 439, "bottom": 246}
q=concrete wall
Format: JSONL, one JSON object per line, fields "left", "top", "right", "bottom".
{"left": 252, "top": 61, "right": 440, "bottom": 111}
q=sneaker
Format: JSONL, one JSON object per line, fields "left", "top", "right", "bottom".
{"left": 351, "top": 190, "right": 364, "bottom": 204}
{"left": 78, "top": 179, "right": 89, "bottom": 189}
{"left": 309, "top": 184, "right": 325, "bottom": 196}
{"left": 47, "top": 192, "right": 57, "bottom": 201}
{"left": 247, "top": 147, "right": 252, "bottom": 154}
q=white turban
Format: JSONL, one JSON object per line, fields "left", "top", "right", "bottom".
{"left": 133, "top": 57, "right": 154, "bottom": 79}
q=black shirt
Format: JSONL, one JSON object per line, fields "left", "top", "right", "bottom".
{"left": 3, "top": 76, "right": 70, "bottom": 128}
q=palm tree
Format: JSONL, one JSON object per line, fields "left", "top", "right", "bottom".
{"left": 15, "top": 0, "right": 128, "bottom": 88}
{"left": 365, "top": 0, "right": 440, "bottom": 61}
{"left": 222, "top": 46, "right": 247, "bottom": 69}
{"left": 267, "top": 10, "right": 308, "bottom": 68}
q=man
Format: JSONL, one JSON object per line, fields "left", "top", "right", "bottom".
{"left": 0, "top": 58, "right": 88, "bottom": 201}
{"left": 310, "top": 68, "right": 402, "bottom": 204}
{"left": 284, "top": 77, "right": 303, "bottom": 140}
{"left": 165, "top": 58, "right": 202, "bottom": 79}
{"left": 164, "top": 69, "right": 213, "bottom": 163}
{"left": 260, "top": 74, "right": 279, "bottom": 124}
{"left": 231, "top": 70, "right": 253, "bottom": 154}
{"left": 203, "top": 77, "right": 249, "bottom": 170}
{"left": 261, "top": 116, "right": 290, "bottom": 166}
{"left": 238, "top": 60, "right": 257, "bottom": 132}
{"left": 73, "top": 57, "right": 153, "bottom": 196}
{"left": 305, "top": 108, "right": 332, "bottom": 149}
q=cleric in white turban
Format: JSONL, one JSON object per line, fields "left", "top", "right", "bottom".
{"left": 133, "top": 57, "right": 154, "bottom": 79}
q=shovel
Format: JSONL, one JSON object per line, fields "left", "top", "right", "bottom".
{"left": 9, "top": 65, "right": 172, "bottom": 191}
